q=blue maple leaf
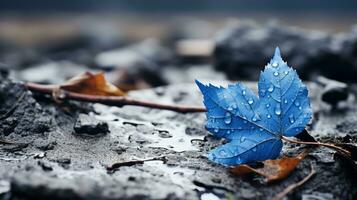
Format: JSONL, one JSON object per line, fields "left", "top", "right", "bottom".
{"left": 196, "top": 47, "right": 312, "bottom": 166}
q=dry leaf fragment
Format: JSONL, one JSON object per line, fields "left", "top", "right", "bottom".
{"left": 59, "top": 71, "right": 125, "bottom": 96}
{"left": 230, "top": 151, "right": 308, "bottom": 183}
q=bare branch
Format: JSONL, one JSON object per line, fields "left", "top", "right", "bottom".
{"left": 25, "top": 82, "right": 207, "bottom": 113}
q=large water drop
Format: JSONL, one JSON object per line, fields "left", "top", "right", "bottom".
{"left": 240, "top": 136, "right": 246, "bottom": 142}
{"left": 224, "top": 112, "right": 232, "bottom": 124}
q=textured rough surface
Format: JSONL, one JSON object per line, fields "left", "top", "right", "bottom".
{"left": 0, "top": 79, "right": 356, "bottom": 200}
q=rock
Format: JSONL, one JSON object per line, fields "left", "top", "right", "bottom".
{"left": 0, "top": 63, "right": 9, "bottom": 79}
{"left": 0, "top": 180, "right": 10, "bottom": 196}
{"left": 213, "top": 21, "right": 357, "bottom": 82}
{"left": 74, "top": 114, "right": 109, "bottom": 136}
{"left": 37, "top": 161, "right": 53, "bottom": 171}
{"left": 96, "top": 39, "right": 171, "bottom": 88}
{"left": 0, "top": 81, "right": 52, "bottom": 137}
{"left": 317, "top": 76, "right": 349, "bottom": 108}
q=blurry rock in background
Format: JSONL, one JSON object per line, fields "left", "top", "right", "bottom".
{"left": 214, "top": 21, "right": 357, "bottom": 82}
{"left": 97, "top": 39, "right": 172, "bottom": 90}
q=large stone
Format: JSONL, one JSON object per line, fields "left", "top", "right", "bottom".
{"left": 214, "top": 21, "right": 357, "bottom": 82}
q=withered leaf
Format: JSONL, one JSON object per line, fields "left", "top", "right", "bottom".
{"left": 230, "top": 151, "right": 307, "bottom": 183}
{"left": 60, "top": 72, "right": 125, "bottom": 96}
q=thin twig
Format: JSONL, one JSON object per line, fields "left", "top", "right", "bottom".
{"left": 282, "top": 136, "right": 350, "bottom": 156}
{"left": 0, "top": 138, "right": 29, "bottom": 146}
{"left": 25, "top": 82, "right": 207, "bottom": 113}
{"left": 107, "top": 156, "right": 167, "bottom": 171}
{"left": 0, "top": 139, "right": 18, "bottom": 145}
{"left": 273, "top": 165, "right": 316, "bottom": 200}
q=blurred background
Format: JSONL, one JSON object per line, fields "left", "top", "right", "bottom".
{"left": 1, "top": 0, "right": 357, "bottom": 90}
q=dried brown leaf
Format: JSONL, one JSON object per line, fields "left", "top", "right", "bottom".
{"left": 230, "top": 151, "right": 307, "bottom": 183}
{"left": 59, "top": 72, "right": 125, "bottom": 96}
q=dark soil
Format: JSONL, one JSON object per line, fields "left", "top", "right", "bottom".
{"left": 0, "top": 78, "right": 356, "bottom": 200}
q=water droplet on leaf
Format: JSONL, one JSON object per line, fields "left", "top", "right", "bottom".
{"left": 219, "top": 149, "right": 227, "bottom": 157}
{"left": 236, "top": 156, "right": 241, "bottom": 164}
{"left": 260, "top": 89, "right": 266, "bottom": 97}
{"left": 240, "top": 136, "right": 246, "bottom": 142}
{"left": 289, "top": 114, "right": 295, "bottom": 123}
{"left": 275, "top": 105, "right": 281, "bottom": 115}
{"left": 224, "top": 112, "right": 232, "bottom": 124}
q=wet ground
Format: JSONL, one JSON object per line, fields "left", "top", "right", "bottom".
{"left": 0, "top": 78, "right": 356, "bottom": 200}
{"left": 0, "top": 14, "right": 357, "bottom": 199}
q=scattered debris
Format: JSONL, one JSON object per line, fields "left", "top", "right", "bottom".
{"left": 107, "top": 156, "right": 167, "bottom": 171}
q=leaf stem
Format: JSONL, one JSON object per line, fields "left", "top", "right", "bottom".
{"left": 273, "top": 164, "right": 316, "bottom": 200}
{"left": 281, "top": 136, "right": 350, "bottom": 155}
{"left": 25, "top": 82, "right": 207, "bottom": 113}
